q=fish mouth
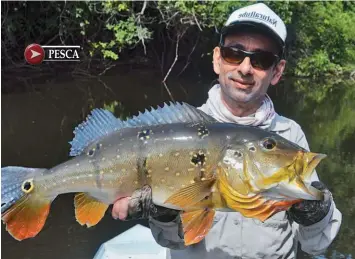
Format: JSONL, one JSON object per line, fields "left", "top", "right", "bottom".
{"left": 296, "top": 152, "right": 327, "bottom": 201}
{"left": 302, "top": 152, "right": 327, "bottom": 180}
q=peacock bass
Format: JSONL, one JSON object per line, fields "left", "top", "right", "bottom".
{"left": 1, "top": 102, "right": 326, "bottom": 246}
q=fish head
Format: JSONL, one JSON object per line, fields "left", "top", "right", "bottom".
{"left": 220, "top": 129, "right": 327, "bottom": 202}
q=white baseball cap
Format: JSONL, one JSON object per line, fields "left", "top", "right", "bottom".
{"left": 221, "top": 3, "right": 287, "bottom": 48}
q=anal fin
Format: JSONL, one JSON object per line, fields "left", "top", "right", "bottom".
{"left": 181, "top": 209, "right": 215, "bottom": 246}
{"left": 164, "top": 178, "right": 215, "bottom": 208}
{"left": 74, "top": 193, "right": 108, "bottom": 227}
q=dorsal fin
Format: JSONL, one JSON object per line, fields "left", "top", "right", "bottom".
{"left": 69, "top": 102, "right": 216, "bottom": 156}
{"left": 128, "top": 102, "right": 216, "bottom": 126}
{"left": 69, "top": 109, "right": 125, "bottom": 156}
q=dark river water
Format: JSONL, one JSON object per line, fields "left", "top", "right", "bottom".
{"left": 1, "top": 68, "right": 354, "bottom": 259}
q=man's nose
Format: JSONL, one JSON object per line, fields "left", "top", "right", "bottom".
{"left": 238, "top": 57, "right": 253, "bottom": 75}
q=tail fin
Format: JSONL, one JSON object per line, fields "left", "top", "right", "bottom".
{"left": 1, "top": 166, "right": 52, "bottom": 241}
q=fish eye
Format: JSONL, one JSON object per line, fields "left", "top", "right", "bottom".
{"left": 21, "top": 179, "right": 34, "bottom": 193}
{"left": 234, "top": 150, "right": 243, "bottom": 158}
{"left": 262, "top": 138, "right": 276, "bottom": 150}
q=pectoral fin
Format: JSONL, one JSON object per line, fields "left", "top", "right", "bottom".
{"left": 164, "top": 178, "right": 215, "bottom": 208}
{"left": 255, "top": 199, "right": 302, "bottom": 222}
{"left": 180, "top": 209, "right": 215, "bottom": 246}
{"left": 236, "top": 199, "right": 302, "bottom": 222}
{"left": 74, "top": 193, "right": 108, "bottom": 227}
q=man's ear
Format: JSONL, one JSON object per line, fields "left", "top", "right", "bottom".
{"left": 213, "top": 47, "right": 221, "bottom": 75}
{"left": 270, "top": 59, "right": 286, "bottom": 85}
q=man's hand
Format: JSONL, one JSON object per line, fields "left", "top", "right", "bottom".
{"left": 112, "top": 197, "right": 130, "bottom": 220}
{"left": 112, "top": 185, "right": 180, "bottom": 222}
{"left": 288, "top": 181, "right": 332, "bottom": 226}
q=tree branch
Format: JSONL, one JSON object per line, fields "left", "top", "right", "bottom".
{"left": 161, "top": 32, "right": 185, "bottom": 102}
{"left": 193, "top": 10, "right": 202, "bottom": 32}
{"left": 177, "top": 34, "right": 200, "bottom": 77}
{"left": 162, "top": 34, "right": 179, "bottom": 83}
{"left": 140, "top": 0, "right": 147, "bottom": 15}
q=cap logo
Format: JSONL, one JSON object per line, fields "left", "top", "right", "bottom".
{"left": 238, "top": 11, "right": 277, "bottom": 27}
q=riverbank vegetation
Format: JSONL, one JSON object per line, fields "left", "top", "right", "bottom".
{"left": 2, "top": 1, "right": 354, "bottom": 82}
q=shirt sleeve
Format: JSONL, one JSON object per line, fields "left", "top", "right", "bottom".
{"left": 292, "top": 123, "right": 342, "bottom": 255}
{"left": 148, "top": 215, "right": 186, "bottom": 250}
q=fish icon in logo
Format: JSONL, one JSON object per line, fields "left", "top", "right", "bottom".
{"left": 24, "top": 44, "right": 45, "bottom": 65}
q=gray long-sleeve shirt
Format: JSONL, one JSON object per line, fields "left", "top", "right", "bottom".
{"left": 148, "top": 113, "right": 342, "bottom": 259}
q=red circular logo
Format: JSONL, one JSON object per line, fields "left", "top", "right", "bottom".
{"left": 24, "top": 44, "right": 45, "bottom": 65}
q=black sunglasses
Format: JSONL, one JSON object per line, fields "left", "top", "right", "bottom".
{"left": 220, "top": 46, "right": 280, "bottom": 70}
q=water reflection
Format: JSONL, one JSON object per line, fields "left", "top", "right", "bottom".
{"left": 1, "top": 71, "right": 354, "bottom": 258}
{"left": 280, "top": 78, "right": 355, "bottom": 259}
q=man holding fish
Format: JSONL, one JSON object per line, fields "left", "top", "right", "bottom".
{"left": 112, "top": 3, "right": 342, "bottom": 259}
{"left": 1, "top": 3, "right": 342, "bottom": 259}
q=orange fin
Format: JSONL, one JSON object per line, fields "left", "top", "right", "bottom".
{"left": 251, "top": 199, "right": 302, "bottom": 222}
{"left": 244, "top": 206, "right": 283, "bottom": 222}
{"left": 273, "top": 199, "right": 302, "bottom": 213}
{"left": 249, "top": 206, "right": 276, "bottom": 222}
{"left": 236, "top": 201, "right": 273, "bottom": 220}
{"left": 2, "top": 195, "right": 51, "bottom": 241}
{"left": 181, "top": 209, "right": 215, "bottom": 246}
{"left": 74, "top": 193, "right": 108, "bottom": 227}
{"left": 164, "top": 178, "right": 215, "bottom": 208}
{"left": 237, "top": 199, "right": 302, "bottom": 222}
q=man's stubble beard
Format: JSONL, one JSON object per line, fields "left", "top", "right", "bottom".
{"left": 222, "top": 82, "right": 260, "bottom": 104}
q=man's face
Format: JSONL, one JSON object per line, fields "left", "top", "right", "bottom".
{"left": 213, "top": 31, "right": 286, "bottom": 104}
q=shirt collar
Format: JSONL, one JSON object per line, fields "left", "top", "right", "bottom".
{"left": 269, "top": 113, "right": 292, "bottom": 132}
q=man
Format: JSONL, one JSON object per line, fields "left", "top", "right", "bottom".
{"left": 111, "top": 3, "right": 342, "bottom": 259}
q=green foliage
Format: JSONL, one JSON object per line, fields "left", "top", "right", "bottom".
{"left": 288, "top": 78, "right": 355, "bottom": 255}
{"left": 78, "top": 1, "right": 152, "bottom": 60}
{"left": 296, "top": 50, "right": 343, "bottom": 78}
{"left": 157, "top": 0, "right": 245, "bottom": 30}
{"left": 290, "top": 2, "right": 355, "bottom": 77}
{"left": 151, "top": 1, "right": 354, "bottom": 77}
{"left": 103, "top": 100, "right": 130, "bottom": 120}
{"left": 1, "top": 1, "right": 354, "bottom": 78}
